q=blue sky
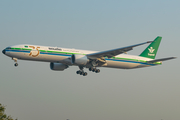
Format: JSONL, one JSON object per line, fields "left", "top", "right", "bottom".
{"left": 0, "top": 0, "right": 179, "bottom": 120}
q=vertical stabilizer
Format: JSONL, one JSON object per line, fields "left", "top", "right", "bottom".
{"left": 139, "top": 36, "right": 162, "bottom": 59}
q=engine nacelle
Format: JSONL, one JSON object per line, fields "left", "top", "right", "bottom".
{"left": 50, "top": 62, "right": 68, "bottom": 71}
{"left": 71, "top": 54, "right": 89, "bottom": 65}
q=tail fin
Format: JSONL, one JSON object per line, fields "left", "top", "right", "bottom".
{"left": 139, "top": 36, "right": 162, "bottom": 59}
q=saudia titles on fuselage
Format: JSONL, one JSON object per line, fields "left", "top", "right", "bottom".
{"left": 48, "top": 47, "right": 62, "bottom": 51}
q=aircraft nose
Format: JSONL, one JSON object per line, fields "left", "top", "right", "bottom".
{"left": 2, "top": 49, "right": 6, "bottom": 54}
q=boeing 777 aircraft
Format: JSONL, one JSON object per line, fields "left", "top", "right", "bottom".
{"left": 2, "top": 36, "right": 176, "bottom": 76}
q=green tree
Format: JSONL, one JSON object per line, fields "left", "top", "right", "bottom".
{"left": 0, "top": 104, "right": 17, "bottom": 120}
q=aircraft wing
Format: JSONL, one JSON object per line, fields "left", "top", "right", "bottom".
{"left": 147, "top": 57, "right": 176, "bottom": 63}
{"left": 87, "top": 41, "right": 152, "bottom": 59}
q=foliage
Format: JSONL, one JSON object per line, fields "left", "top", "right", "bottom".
{"left": 0, "top": 104, "right": 17, "bottom": 120}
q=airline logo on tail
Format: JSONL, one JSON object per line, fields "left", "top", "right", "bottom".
{"left": 148, "top": 47, "right": 155, "bottom": 53}
{"left": 139, "top": 36, "right": 162, "bottom": 59}
{"left": 148, "top": 47, "right": 155, "bottom": 56}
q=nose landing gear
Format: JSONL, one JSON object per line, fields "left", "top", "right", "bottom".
{"left": 12, "top": 58, "right": 18, "bottom": 67}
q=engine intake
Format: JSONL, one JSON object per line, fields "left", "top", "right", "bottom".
{"left": 71, "top": 54, "right": 89, "bottom": 65}
{"left": 50, "top": 62, "right": 68, "bottom": 71}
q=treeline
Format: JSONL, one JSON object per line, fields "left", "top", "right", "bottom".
{"left": 0, "top": 103, "right": 17, "bottom": 120}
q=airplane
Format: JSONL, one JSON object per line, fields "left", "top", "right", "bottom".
{"left": 2, "top": 36, "right": 176, "bottom": 76}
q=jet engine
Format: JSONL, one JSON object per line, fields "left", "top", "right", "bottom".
{"left": 50, "top": 62, "right": 68, "bottom": 71}
{"left": 71, "top": 54, "right": 89, "bottom": 65}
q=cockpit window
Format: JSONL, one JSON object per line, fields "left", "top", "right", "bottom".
{"left": 6, "top": 47, "right": 11, "bottom": 49}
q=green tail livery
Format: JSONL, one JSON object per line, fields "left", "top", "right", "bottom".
{"left": 139, "top": 36, "right": 162, "bottom": 59}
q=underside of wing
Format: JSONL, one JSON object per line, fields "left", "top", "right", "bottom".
{"left": 87, "top": 41, "right": 152, "bottom": 59}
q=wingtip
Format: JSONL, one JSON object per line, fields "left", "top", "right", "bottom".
{"left": 147, "top": 41, "right": 153, "bottom": 43}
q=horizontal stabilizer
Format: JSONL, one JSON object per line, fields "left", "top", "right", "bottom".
{"left": 147, "top": 57, "right": 176, "bottom": 63}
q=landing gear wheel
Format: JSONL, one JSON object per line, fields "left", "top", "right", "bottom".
{"left": 89, "top": 67, "right": 93, "bottom": 71}
{"left": 92, "top": 68, "right": 96, "bottom": 72}
{"left": 76, "top": 70, "right": 81, "bottom": 74}
{"left": 95, "top": 69, "right": 100, "bottom": 73}
{"left": 83, "top": 72, "right": 87, "bottom": 76}
{"left": 80, "top": 71, "right": 83, "bottom": 75}
{"left": 14, "top": 63, "right": 18, "bottom": 67}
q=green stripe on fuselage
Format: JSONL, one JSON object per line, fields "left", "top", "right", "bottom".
{"left": 21, "top": 48, "right": 32, "bottom": 50}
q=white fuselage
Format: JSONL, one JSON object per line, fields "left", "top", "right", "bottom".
{"left": 3, "top": 44, "right": 160, "bottom": 69}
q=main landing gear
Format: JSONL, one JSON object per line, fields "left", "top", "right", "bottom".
{"left": 76, "top": 66, "right": 87, "bottom": 76}
{"left": 89, "top": 67, "right": 100, "bottom": 73}
{"left": 76, "top": 66, "right": 100, "bottom": 76}
{"left": 12, "top": 58, "right": 18, "bottom": 67}
{"left": 76, "top": 70, "right": 88, "bottom": 76}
